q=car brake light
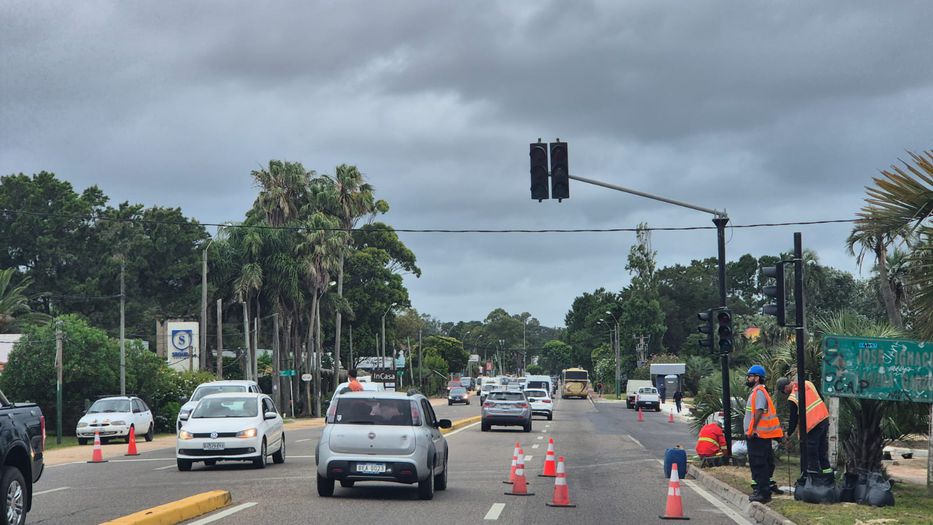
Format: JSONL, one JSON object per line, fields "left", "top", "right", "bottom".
{"left": 326, "top": 403, "right": 337, "bottom": 424}
{"left": 542, "top": 399, "right": 551, "bottom": 403}
{"left": 40, "top": 415, "right": 46, "bottom": 451}
{"left": 516, "top": 402, "right": 529, "bottom": 408}
{"left": 410, "top": 401, "right": 421, "bottom": 426}
{"left": 483, "top": 402, "right": 495, "bottom": 408}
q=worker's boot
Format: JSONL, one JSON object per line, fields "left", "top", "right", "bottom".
{"left": 769, "top": 480, "right": 784, "bottom": 495}
{"left": 748, "top": 489, "right": 772, "bottom": 504}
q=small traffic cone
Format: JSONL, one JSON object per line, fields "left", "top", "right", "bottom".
{"left": 545, "top": 456, "right": 576, "bottom": 507}
{"left": 88, "top": 431, "right": 107, "bottom": 463}
{"left": 659, "top": 463, "right": 689, "bottom": 520}
{"left": 505, "top": 452, "right": 534, "bottom": 496}
{"left": 669, "top": 409, "right": 675, "bottom": 423}
{"left": 638, "top": 408, "right": 645, "bottom": 422}
{"left": 539, "top": 438, "right": 557, "bottom": 477}
{"left": 504, "top": 442, "right": 520, "bottom": 484}
{"left": 125, "top": 426, "right": 140, "bottom": 456}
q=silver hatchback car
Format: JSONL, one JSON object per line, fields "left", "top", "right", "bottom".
{"left": 316, "top": 391, "right": 452, "bottom": 500}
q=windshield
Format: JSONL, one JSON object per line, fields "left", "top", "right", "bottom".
{"left": 87, "top": 399, "right": 131, "bottom": 413}
{"left": 334, "top": 398, "right": 413, "bottom": 426}
{"left": 192, "top": 385, "right": 248, "bottom": 401}
{"left": 450, "top": 388, "right": 466, "bottom": 395}
{"left": 527, "top": 381, "right": 549, "bottom": 390}
{"left": 525, "top": 390, "right": 547, "bottom": 397}
{"left": 192, "top": 397, "right": 258, "bottom": 418}
{"left": 564, "top": 371, "right": 588, "bottom": 380}
{"left": 489, "top": 392, "right": 525, "bottom": 401}
{"left": 639, "top": 387, "right": 658, "bottom": 394}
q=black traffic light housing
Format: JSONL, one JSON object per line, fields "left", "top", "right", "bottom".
{"left": 549, "top": 141, "right": 569, "bottom": 201}
{"left": 529, "top": 142, "right": 550, "bottom": 201}
{"left": 717, "top": 309, "right": 733, "bottom": 353}
{"left": 762, "top": 262, "right": 786, "bottom": 326}
{"left": 697, "top": 310, "right": 714, "bottom": 351}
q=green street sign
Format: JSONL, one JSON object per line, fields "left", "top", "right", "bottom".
{"left": 279, "top": 369, "right": 297, "bottom": 377}
{"left": 822, "top": 335, "right": 932, "bottom": 403}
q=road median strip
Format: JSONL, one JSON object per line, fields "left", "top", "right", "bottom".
{"left": 100, "top": 490, "right": 231, "bottom": 525}
{"left": 442, "top": 415, "right": 481, "bottom": 434}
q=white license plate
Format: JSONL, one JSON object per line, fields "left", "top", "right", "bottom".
{"left": 202, "top": 442, "right": 225, "bottom": 451}
{"left": 355, "top": 463, "right": 386, "bottom": 474}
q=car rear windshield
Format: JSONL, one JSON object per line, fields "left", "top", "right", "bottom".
{"left": 192, "top": 385, "right": 248, "bottom": 401}
{"left": 88, "top": 399, "right": 131, "bottom": 413}
{"left": 489, "top": 392, "right": 525, "bottom": 401}
{"left": 639, "top": 387, "right": 658, "bottom": 394}
{"left": 565, "top": 371, "right": 588, "bottom": 380}
{"left": 527, "top": 381, "right": 549, "bottom": 390}
{"left": 192, "top": 397, "right": 258, "bottom": 418}
{"left": 525, "top": 390, "right": 547, "bottom": 397}
{"left": 334, "top": 398, "right": 413, "bottom": 426}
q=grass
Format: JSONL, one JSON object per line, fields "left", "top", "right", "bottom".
{"left": 44, "top": 435, "right": 80, "bottom": 450}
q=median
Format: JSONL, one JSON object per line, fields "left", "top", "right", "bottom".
{"left": 100, "top": 490, "right": 231, "bottom": 525}
{"left": 442, "top": 415, "right": 481, "bottom": 434}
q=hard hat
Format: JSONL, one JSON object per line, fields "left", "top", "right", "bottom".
{"left": 775, "top": 377, "right": 791, "bottom": 392}
{"left": 746, "top": 365, "right": 766, "bottom": 378}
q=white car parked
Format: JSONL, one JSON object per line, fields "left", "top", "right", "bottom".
{"left": 176, "top": 380, "right": 261, "bottom": 431}
{"left": 76, "top": 396, "right": 154, "bottom": 445}
{"left": 176, "top": 393, "right": 285, "bottom": 471}
{"left": 523, "top": 388, "right": 554, "bottom": 420}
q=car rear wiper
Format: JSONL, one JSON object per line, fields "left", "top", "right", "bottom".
{"left": 343, "top": 420, "right": 376, "bottom": 425}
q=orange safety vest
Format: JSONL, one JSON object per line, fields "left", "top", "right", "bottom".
{"left": 696, "top": 423, "right": 726, "bottom": 457}
{"left": 788, "top": 380, "right": 829, "bottom": 432}
{"left": 745, "top": 385, "right": 783, "bottom": 439}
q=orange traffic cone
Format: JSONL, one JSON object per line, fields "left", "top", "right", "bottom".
{"left": 88, "top": 431, "right": 107, "bottom": 463}
{"left": 504, "top": 442, "right": 520, "bottom": 484}
{"left": 638, "top": 408, "right": 645, "bottom": 422}
{"left": 545, "top": 456, "right": 576, "bottom": 507}
{"left": 539, "top": 438, "right": 557, "bottom": 477}
{"left": 669, "top": 409, "right": 675, "bottom": 423}
{"left": 505, "top": 452, "right": 534, "bottom": 496}
{"left": 659, "top": 463, "right": 689, "bottom": 520}
{"left": 125, "top": 426, "right": 140, "bottom": 456}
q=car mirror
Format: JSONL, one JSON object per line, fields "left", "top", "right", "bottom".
{"left": 264, "top": 411, "right": 278, "bottom": 420}
{"left": 179, "top": 412, "right": 190, "bottom": 421}
{"left": 436, "top": 419, "right": 452, "bottom": 429}
{"left": 178, "top": 396, "right": 189, "bottom": 404}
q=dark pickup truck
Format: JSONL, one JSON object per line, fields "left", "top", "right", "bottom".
{"left": 0, "top": 389, "right": 44, "bottom": 525}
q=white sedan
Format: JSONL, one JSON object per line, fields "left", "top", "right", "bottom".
{"left": 176, "top": 392, "right": 285, "bottom": 471}
{"left": 76, "top": 396, "right": 154, "bottom": 444}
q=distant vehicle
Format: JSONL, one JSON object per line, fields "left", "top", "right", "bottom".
{"left": 525, "top": 374, "right": 553, "bottom": 394}
{"left": 479, "top": 384, "right": 502, "bottom": 404}
{"left": 176, "top": 393, "right": 284, "bottom": 471}
{"left": 635, "top": 386, "right": 661, "bottom": 412}
{"left": 523, "top": 388, "right": 553, "bottom": 421}
{"left": 316, "top": 391, "right": 451, "bottom": 500}
{"left": 446, "top": 380, "right": 461, "bottom": 392}
{"left": 625, "top": 380, "right": 653, "bottom": 409}
{"left": 447, "top": 387, "right": 470, "bottom": 405}
{"left": 459, "top": 376, "right": 474, "bottom": 390}
{"left": 561, "top": 368, "right": 590, "bottom": 399}
{"left": 0, "top": 389, "right": 44, "bottom": 525}
{"left": 481, "top": 390, "right": 532, "bottom": 432}
{"left": 177, "top": 380, "right": 261, "bottom": 431}
{"left": 77, "top": 396, "right": 154, "bottom": 444}
{"left": 329, "top": 381, "right": 385, "bottom": 410}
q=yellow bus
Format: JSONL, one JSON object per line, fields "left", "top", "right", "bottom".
{"left": 561, "top": 367, "right": 590, "bottom": 399}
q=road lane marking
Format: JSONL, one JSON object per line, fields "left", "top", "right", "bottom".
{"left": 627, "top": 435, "right": 645, "bottom": 448}
{"left": 33, "top": 487, "right": 69, "bottom": 496}
{"left": 186, "top": 502, "right": 258, "bottom": 525}
{"left": 444, "top": 421, "right": 480, "bottom": 437}
{"left": 532, "top": 444, "right": 540, "bottom": 449}
{"left": 295, "top": 438, "right": 311, "bottom": 443}
{"left": 153, "top": 464, "right": 176, "bottom": 471}
{"left": 484, "top": 503, "right": 505, "bottom": 520}
{"left": 110, "top": 457, "right": 175, "bottom": 463}
{"left": 536, "top": 436, "right": 543, "bottom": 440}
{"left": 683, "top": 479, "right": 754, "bottom": 525}
{"left": 524, "top": 455, "right": 532, "bottom": 461}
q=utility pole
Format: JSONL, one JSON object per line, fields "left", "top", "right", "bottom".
{"left": 215, "top": 299, "right": 223, "bottom": 379}
{"left": 253, "top": 317, "right": 259, "bottom": 382}
{"left": 794, "top": 232, "right": 809, "bottom": 474}
{"left": 120, "top": 259, "right": 126, "bottom": 396}
{"left": 200, "top": 245, "right": 208, "bottom": 371}
{"left": 348, "top": 325, "right": 353, "bottom": 372}
{"left": 242, "top": 301, "right": 251, "bottom": 381}
{"left": 614, "top": 323, "right": 621, "bottom": 399}
{"left": 418, "top": 329, "right": 423, "bottom": 389}
{"left": 55, "top": 320, "right": 63, "bottom": 445}
{"left": 273, "top": 313, "right": 280, "bottom": 412}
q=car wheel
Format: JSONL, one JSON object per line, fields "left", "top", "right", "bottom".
{"left": 448, "top": 401, "right": 452, "bottom": 406}
{"left": 340, "top": 480, "right": 355, "bottom": 488}
{"left": 523, "top": 422, "right": 532, "bottom": 433}
{"left": 434, "top": 454, "right": 448, "bottom": 491}
{"left": 204, "top": 460, "right": 217, "bottom": 466}
{"left": 466, "top": 400, "right": 470, "bottom": 405}
{"left": 417, "top": 464, "right": 435, "bottom": 500}
{"left": 77, "top": 438, "right": 88, "bottom": 446}
{"left": 176, "top": 459, "right": 192, "bottom": 472}
{"left": 547, "top": 412, "right": 553, "bottom": 421}
{"left": 481, "top": 422, "right": 490, "bottom": 432}
{"left": 317, "top": 474, "right": 335, "bottom": 497}
{"left": 145, "top": 423, "right": 154, "bottom": 442}
{"left": 253, "top": 439, "right": 267, "bottom": 469}
{"left": 272, "top": 436, "right": 286, "bottom": 464}
{"left": 0, "top": 466, "right": 27, "bottom": 525}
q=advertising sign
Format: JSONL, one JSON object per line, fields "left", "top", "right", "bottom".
{"left": 370, "top": 369, "right": 395, "bottom": 383}
{"left": 822, "top": 335, "right": 932, "bottom": 403}
{"left": 166, "top": 321, "right": 199, "bottom": 372}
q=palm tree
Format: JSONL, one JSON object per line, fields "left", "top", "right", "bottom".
{"left": 0, "top": 269, "right": 48, "bottom": 333}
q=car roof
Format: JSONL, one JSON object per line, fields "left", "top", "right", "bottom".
{"left": 199, "top": 392, "right": 265, "bottom": 399}
{"left": 197, "top": 380, "right": 257, "bottom": 386}
{"left": 335, "top": 391, "right": 421, "bottom": 400}
{"left": 94, "top": 396, "right": 133, "bottom": 401}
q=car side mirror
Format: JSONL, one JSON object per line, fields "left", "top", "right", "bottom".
{"left": 179, "top": 412, "right": 190, "bottom": 421}
{"left": 436, "top": 419, "right": 452, "bottom": 429}
{"left": 264, "top": 411, "right": 278, "bottom": 420}
{"left": 178, "top": 397, "right": 189, "bottom": 404}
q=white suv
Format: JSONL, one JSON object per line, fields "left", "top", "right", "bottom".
{"left": 176, "top": 380, "right": 261, "bottom": 431}
{"left": 316, "top": 391, "right": 451, "bottom": 500}
{"left": 523, "top": 388, "right": 553, "bottom": 420}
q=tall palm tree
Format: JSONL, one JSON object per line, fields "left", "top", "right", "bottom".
{"left": 0, "top": 269, "right": 48, "bottom": 333}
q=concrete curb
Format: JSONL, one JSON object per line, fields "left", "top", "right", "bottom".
{"left": 100, "top": 490, "right": 231, "bottom": 525}
{"left": 442, "top": 415, "right": 481, "bottom": 434}
{"left": 688, "top": 468, "right": 796, "bottom": 525}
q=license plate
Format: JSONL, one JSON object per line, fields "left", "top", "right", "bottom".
{"left": 202, "top": 442, "right": 225, "bottom": 451}
{"left": 356, "top": 463, "right": 386, "bottom": 474}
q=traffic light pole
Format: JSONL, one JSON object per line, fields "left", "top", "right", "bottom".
{"left": 794, "top": 232, "right": 808, "bottom": 475}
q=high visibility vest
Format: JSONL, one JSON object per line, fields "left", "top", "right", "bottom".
{"left": 788, "top": 380, "right": 829, "bottom": 432}
{"left": 696, "top": 423, "right": 726, "bottom": 457}
{"left": 746, "top": 385, "right": 783, "bottom": 438}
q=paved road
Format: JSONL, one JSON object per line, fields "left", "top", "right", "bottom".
{"left": 28, "top": 397, "right": 745, "bottom": 525}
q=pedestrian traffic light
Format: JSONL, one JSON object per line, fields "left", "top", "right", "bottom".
{"left": 529, "top": 142, "right": 550, "bottom": 201}
{"left": 717, "top": 309, "right": 733, "bottom": 353}
{"left": 549, "top": 140, "right": 569, "bottom": 201}
{"left": 697, "top": 310, "right": 714, "bottom": 351}
{"left": 761, "top": 262, "right": 786, "bottom": 326}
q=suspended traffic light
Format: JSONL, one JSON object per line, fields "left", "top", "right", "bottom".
{"left": 549, "top": 140, "right": 569, "bottom": 201}
{"left": 762, "top": 262, "right": 786, "bottom": 326}
{"left": 697, "top": 310, "right": 714, "bottom": 352}
{"left": 717, "top": 309, "right": 733, "bottom": 353}
{"left": 529, "top": 142, "right": 550, "bottom": 201}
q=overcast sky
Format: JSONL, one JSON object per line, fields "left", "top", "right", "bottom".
{"left": 2, "top": 1, "right": 931, "bottom": 327}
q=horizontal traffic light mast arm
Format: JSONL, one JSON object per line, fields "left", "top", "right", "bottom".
{"left": 568, "top": 174, "right": 727, "bottom": 218}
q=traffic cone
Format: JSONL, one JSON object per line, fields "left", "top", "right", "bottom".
{"left": 638, "top": 408, "right": 645, "bottom": 422}
{"left": 659, "top": 463, "right": 689, "bottom": 520}
{"left": 539, "top": 438, "right": 557, "bottom": 477}
{"left": 669, "top": 409, "right": 675, "bottom": 423}
{"left": 505, "top": 452, "right": 534, "bottom": 496}
{"left": 125, "top": 426, "right": 140, "bottom": 456}
{"left": 88, "top": 431, "right": 107, "bottom": 463}
{"left": 504, "top": 442, "right": 520, "bottom": 484}
{"left": 545, "top": 456, "right": 576, "bottom": 507}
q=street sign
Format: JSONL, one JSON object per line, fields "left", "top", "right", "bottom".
{"left": 370, "top": 369, "right": 395, "bottom": 383}
{"left": 279, "top": 369, "right": 297, "bottom": 377}
{"left": 301, "top": 373, "right": 313, "bottom": 382}
{"left": 822, "top": 335, "right": 932, "bottom": 403}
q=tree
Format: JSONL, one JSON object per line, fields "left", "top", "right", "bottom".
{"left": 619, "top": 225, "right": 666, "bottom": 357}
{"left": 423, "top": 335, "right": 469, "bottom": 374}
{"left": 0, "top": 269, "right": 48, "bottom": 333}
{"left": 537, "top": 340, "right": 574, "bottom": 374}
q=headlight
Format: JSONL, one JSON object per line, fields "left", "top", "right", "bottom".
{"left": 179, "top": 408, "right": 193, "bottom": 417}
{"left": 236, "top": 428, "right": 257, "bottom": 439}
{"left": 111, "top": 420, "right": 126, "bottom": 426}
{"left": 77, "top": 422, "right": 88, "bottom": 428}
{"left": 178, "top": 430, "right": 194, "bottom": 440}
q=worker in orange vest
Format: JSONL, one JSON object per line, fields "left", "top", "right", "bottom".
{"left": 776, "top": 377, "right": 832, "bottom": 475}
{"left": 696, "top": 420, "right": 727, "bottom": 461}
{"left": 744, "top": 365, "right": 784, "bottom": 503}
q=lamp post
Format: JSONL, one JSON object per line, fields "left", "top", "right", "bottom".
{"left": 606, "top": 311, "right": 621, "bottom": 399}
{"left": 497, "top": 339, "right": 505, "bottom": 375}
{"left": 381, "top": 302, "right": 397, "bottom": 385}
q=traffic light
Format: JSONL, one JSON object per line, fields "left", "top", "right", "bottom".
{"left": 762, "top": 262, "right": 786, "bottom": 326}
{"left": 529, "top": 142, "right": 550, "bottom": 201}
{"left": 549, "top": 141, "right": 569, "bottom": 201}
{"left": 717, "top": 309, "right": 733, "bottom": 353}
{"left": 697, "top": 310, "right": 714, "bottom": 351}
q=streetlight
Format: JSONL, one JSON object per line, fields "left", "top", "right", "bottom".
{"left": 606, "top": 310, "right": 621, "bottom": 399}
{"left": 381, "top": 302, "right": 397, "bottom": 380}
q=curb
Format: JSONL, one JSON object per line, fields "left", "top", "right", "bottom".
{"left": 688, "top": 468, "right": 796, "bottom": 525}
{"left": 100, "top": 490, "right": 231, "bottom": 525}
{"left": 442, "top": 415, "right": 481, "bottom": 434}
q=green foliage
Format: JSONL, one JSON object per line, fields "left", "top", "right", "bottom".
{"left": 423, "top": 335, "right": 468, "bottom": 373}
{"left": 683, "top": 355, "right": 715, "bottom": 395}
{"left": 537, "top": 340, "right": 574, "bottom": 374}
{"left": 618, "top": 225, "right": 667, "bottom": 357}
{"left": 414, "top": 349, "right": 449, "bottom": 396}
{"left": 525, "top": 364, "right": 545, "bottom": 375}
{"left": 0, "top": 268, "right": 49, "bottom": 333}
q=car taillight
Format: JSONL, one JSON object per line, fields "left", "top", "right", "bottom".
{"left": 516, "top": 403, "right": 529, "bottom": 408}
{"left": 40, "top": 415, "right": 46, "bottom": 451}
{"left": 410, "top": 401, "right": 421, "bottom": 426}
{"left": 325, "top": 403, "right": 337, "bottom": 424}
{"left": 542, "top": 399, "right": 551, "bottom": 403}
{"left": 483, "top": 402, "right": 495, "bottom": 408}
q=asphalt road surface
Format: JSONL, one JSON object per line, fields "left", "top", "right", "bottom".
{"left": 29, "top": 398, "right": 750, "bottom": 525}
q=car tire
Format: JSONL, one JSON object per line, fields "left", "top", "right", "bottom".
{"left": 448, "top": 401, "right": 452, "bottom": 406}
{"left": 272, "top": 436, "right": 286, "bottom": 464}
{"left": 145, "top": 423, "right": 154, "bottom": 442}
{"left": 177, "top": 459, "right": 192, "bottom": 472}
{"left": 317, "top": 474, "right": 335, "bottom": 497}
{"left": 481, "top": 422, "right": 490, "bottom": 432}
{"left": 0, "top": 466, "right": 27, "bottom": 525}
{"left": 417, "top": 464, "right": 435, "bottom": 500}
{"left": 523, "top": 422, "right": 532, "bottom": 433}
{"left": 77, "top": 438, "right": 88, "bottom": 446}
{"left": 547, "top": 412, "right": 553, "bottom": 421}
{"left": 340, "top": 480, "right": 355, "bottom": 488}
{"left": 253, "top": 439, "right": 267, "bottom": 469}
{"left": 204, "top": 460, "right": 217, "bottom": 466}
{"left": 466, "top": 400, "right": 470, "bottom": 405}
{"left": 434, "top": 454, "right": 448, "bottom": 491}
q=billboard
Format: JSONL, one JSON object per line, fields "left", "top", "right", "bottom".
{"left": 167, "top": 321, "right": 200, "bottom": 372}
{"left": 822, "top": 335, "right": 931, "bottom": 403}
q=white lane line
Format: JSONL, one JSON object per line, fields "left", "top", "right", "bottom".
{"left": 524, "top": 455, "right": 532, "bottom": 461}
{"left": 545, "top": 424, "right": 551, "bottom": 428}
{"left": 627, "top": 435, "right": 645, "bottom": 449}
{"left": 484, "top": 503, "right": 505, "bottom": 520}
{"left": 532, "top": 444, "right": 540, "bottom": 449}
{"left": 444, "top": 421, "right": 480, "bottom": 437}
{"left": 683, "top": 479, "right": 754, "bottom": 525}
{"left": 109, "top": 458, "right": 175, "bottom": 463}
{"left": 187, "top": 502, "right": 258, "bottom": 525}
{"left": 295, "top": 438, "right": 311, "bottom": 443}
{"left": 536, "top": 436, "right": 543, "bottom": 440}
{"left": 153, "top": 464, "right": 176, "bottom": 471}
{"left": 539, "top": 429, "right": 546, "bottom": 433}
{"left": 33, "top": 487, "right": 69, "bottom": 496}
